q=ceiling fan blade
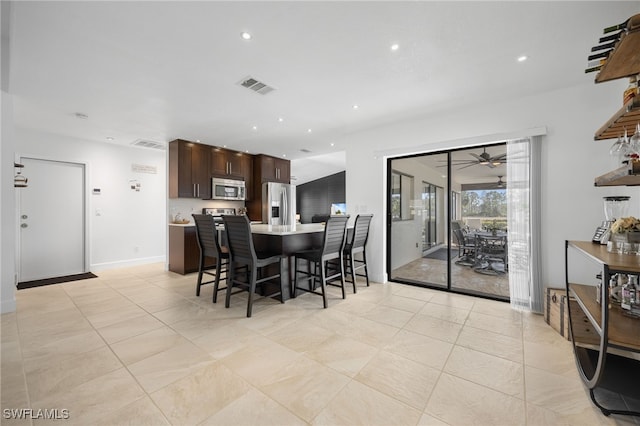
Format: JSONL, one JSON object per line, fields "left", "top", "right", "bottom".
{"left": 469, "top": 153, "right": 483, "bottom": 161}
{"left": 457, "top": 163, "right": 479, "bottom": 170}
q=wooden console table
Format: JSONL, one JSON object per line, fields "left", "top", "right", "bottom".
{"left": 564, "top": 240, "right": 640, "bottom": 417}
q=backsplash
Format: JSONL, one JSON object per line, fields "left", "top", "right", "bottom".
{"left": 168, "top": 198, "right": 245, "bottom": 223}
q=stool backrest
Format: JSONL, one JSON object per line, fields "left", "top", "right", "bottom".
{"left": 322, "top": 215, "right": 350, "bottom": 256}
{"left": 192, "top": 214, "right": 223, "bottom": 258}
{"left": 350, "top": 214, "right": 373, "bottom": 250}
{"left": 222, "top": 215, "right": 256, "bottom": 265}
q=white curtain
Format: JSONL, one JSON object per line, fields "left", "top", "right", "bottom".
{"left": 507, "top": 137, "right": 543, "bottom": 312}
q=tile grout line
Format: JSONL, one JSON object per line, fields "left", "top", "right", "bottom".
{"left": 6, "top": 310, "right": 35, "bottom": 426}
{"left": 65, "top": 275, "right": 175, "bottom": 425}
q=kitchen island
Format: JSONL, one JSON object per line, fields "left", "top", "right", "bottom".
{"left": 169, "top": 221, "right": 328, "bottom": 299}
{"left": 250, "top": 223, "right": 326, "bottom": 300}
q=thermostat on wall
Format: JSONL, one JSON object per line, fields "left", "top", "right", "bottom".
{"left": 92, "top": 188, "right": 101, "bottom": 194}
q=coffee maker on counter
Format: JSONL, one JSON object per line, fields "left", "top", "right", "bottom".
{"left": 592, "top": 196, "right": 630, "bottom": 244}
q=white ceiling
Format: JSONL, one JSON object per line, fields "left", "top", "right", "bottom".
{"left": 7, "top": 1, "right": 638, "bottom": 171}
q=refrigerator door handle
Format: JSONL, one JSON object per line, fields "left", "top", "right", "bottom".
{"left": 282, "top": 188, "right": 287, "bottom": 225}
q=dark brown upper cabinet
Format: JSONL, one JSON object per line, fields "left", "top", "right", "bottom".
{"left": 209, "top": 148, "right": 249, "bottom": 179}
{"left": 168, "top": 139, "right": 209, "bottom": 199}
{"left": 254, "top": 154, "right": 290, "bottom": 184}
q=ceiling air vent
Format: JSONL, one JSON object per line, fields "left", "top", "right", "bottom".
{"left": 300, "top": 149, "right": 312, "bottom": 153}
{"left": 238, "top": 76, "right": 275, "bottom": 95}
{"left": 131, "top": 139, "right": 166, "bottom": 150}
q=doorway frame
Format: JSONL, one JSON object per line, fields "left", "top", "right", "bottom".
{"left": 15, "top": 153, "right": 91, "bottom": 283}
{"left": 386, "top": 142, "right": 511, "bottom": 302}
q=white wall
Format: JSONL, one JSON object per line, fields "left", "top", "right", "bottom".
{"left": 343, "top": 82, "right": 640, "bottom": 287}
{"left": 1, "top": 1, "right": 17, "bottom": 313}
{"left": 16, "top": 128, "right": 167, "bottom": 271}
{"left": 1, "top": 91, "right": 17, "bottom": 313}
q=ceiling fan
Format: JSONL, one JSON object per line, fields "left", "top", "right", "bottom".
{"left": 439, "top": 148, "right": 507, "bottom": 170}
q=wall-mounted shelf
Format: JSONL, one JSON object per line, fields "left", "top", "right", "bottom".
{"left": 590, "top": 14, "right": 640, "bottom": 187}
{"left": 594, "top": 97, "right": 640, "bottom": 141}
{"left": 594, "top": 14, "right": 640, "bottom": 83}
{"left": 595, "top": 161, "right": 640, "bottom": 187}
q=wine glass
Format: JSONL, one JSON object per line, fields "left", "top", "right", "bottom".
{"left": 629, "top": 123, "right": 640, "bottom": 157}
{"left": 609, "top": 134, "right": 625, "bottom": 166}
{"left": 620, "top": 128, "right": 633, "bottom": 162}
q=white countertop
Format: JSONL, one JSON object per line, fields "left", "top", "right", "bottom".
{"left": 169, "top": 222, "right": 325, "bottom": 236}
{"left": 250, "top": 223, "right": 324, "bottom": 236}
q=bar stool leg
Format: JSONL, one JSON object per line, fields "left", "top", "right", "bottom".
{"left": 349, "top": 253, "right": 357, "bottom": 292}
{"left": 247, "top": 267, "right": 257, "bottom": 318}
{"left": 225, "top": 261, "right": 235, "bottom": 308}
{"left": 319, "top": 260, "right": 328, "bottom": 308}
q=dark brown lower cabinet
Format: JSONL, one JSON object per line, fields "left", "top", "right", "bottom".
{"left": 168, "top": 225, "right": 215, "bottom": 275}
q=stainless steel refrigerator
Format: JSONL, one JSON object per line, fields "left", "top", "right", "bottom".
{"left": 262, "top": 182, "right": 296, "bottom": 225}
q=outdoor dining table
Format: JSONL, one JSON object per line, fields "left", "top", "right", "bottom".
{"left": 467, "top": 231, "right": 508, "bottom": 275}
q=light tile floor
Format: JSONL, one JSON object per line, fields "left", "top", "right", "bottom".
{"left": 1, "top": 263, "right": 639, "bottom": 426}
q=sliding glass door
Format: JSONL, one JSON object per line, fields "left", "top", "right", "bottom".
{"left": 389, "top": 154, "right": 448, "bottom": 288}
{"left": 388, "top": 143, "right": 517, "bottom": 301}
{"left": 449, "top": 144, "right": 509, "bottom": 300}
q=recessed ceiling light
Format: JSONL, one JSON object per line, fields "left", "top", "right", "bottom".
{"left": 106, "top": 137, "right": 114, "bottom": 141}
{"left": 223, "top": 145, "right": 227, "bottom": 148}
{"left": 196, "top": 139, "right": 201, "bottom": 142}
{"left": 252, "top": 125, "right": 257, "bottom": 131}
{"left": 245, "top": 150, "right": 249, "bottom": 153}
{"left": 517, "top": 55, "right": 528, "bottom": 62}
{"left": 390, "top": 43, "right": 399, "bottom": 51}
{"left": 278, "top": 117, "right": 284, "bottom": 122}
{"left": 330, "top": 143, "right": 335, "bottom": 147}
{"left": 241, "top": 32, "right": 252, "bottom": 40}
{"left": 307, "top": 129, "right": 312, "bottom": 133}
{"left": 353, "top": 104, "right": 359, "bottom": 110}
{"left": 282, "top": 154, "right": 286, "bottom": 158}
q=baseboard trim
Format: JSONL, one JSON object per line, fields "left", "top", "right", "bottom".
{"left": 18, "top": 272, "right": 98, "bottom": 290}
{"left": 1, "top": 298, "right": 16, "bottom": 314}
{"left": 91, "top": 256, "right": 166, "bottom": 272}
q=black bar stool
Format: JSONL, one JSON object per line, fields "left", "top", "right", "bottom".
{"left": 292, "top": 215, "right": 349, "bottom": 308}
{"left": 222, "top": 215, "right": 285, "bottom": 317}
{"left": 342, "top": 214, "right": 373, "bottom": 292}
{"left": 192, "top": 214, "right": 229, "bottom": 303}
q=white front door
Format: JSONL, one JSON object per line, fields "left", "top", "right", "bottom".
{"left": 18, "top": 157, "right": 86, "bottom": 282}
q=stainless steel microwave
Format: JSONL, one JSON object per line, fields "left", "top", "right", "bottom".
{"left": 211, "top": 177, "right": 245, "bottom": 201}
